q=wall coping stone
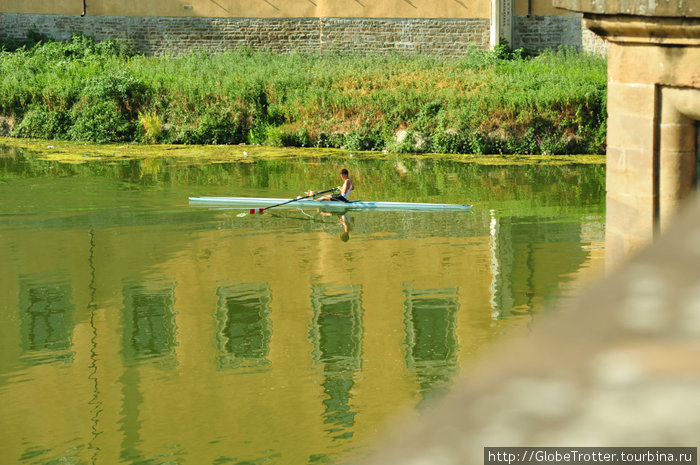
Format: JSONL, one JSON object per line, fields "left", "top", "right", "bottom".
{"left": 584, "top": 14, "right": 700, "bottom": 45}
{"left": 552, "top": 0, "right": 699, "bottom": 18}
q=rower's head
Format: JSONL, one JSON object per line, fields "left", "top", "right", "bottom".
{"left": 340, "top": 168, "right": 349, "bottom": 179}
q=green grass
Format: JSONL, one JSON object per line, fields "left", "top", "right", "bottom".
{"left": 0, "top": 34, "right": 607, "bottom": 155}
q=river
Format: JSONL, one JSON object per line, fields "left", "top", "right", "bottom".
{"left": 0, "top": 143, "right": 605, "bottom": 465}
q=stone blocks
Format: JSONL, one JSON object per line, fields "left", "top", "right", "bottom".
{"left": 605, "top": 81, "right": 658, "bottom": 263}
{"left": 553, "top": 0, "right": 699, "bottom": 18}
{"left": 603, "top": 39, "right": 700, "bottom": 268}
{"left": 0, "top": 13, "right": 490, "bottom": 56}
{"left": 512, "top": 14, "right": 583, "bottom": 51}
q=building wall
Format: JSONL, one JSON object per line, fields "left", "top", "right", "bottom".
{"left": 0, "top": 13, "right": 491, "bottom": 55}
{"left": 515, "top": 0, "right": 564, "bottom": 16}
{"left": 0, "top": 0, "right": 490, "bottom": 19}
{"left": 0, "top": 1, "right": 603, "bottom": 55}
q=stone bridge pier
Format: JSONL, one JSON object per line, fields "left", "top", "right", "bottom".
{"left": 553, "top": 0, "right": 700, "bottom": 268}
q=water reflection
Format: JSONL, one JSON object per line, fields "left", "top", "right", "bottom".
{"left": 122, "top": 282, "right": 178, "bottom": 366}
{"left": 19, "top": 277, "right": 75, "bottom": 365}
{"left": 309, "top": 283, "right": 363, "bottom": 441}
{"left": 403, "top": 287, "right": 460, "bottom": 406}
{"left": 489, "top": 210, "right": 594, "bottom": 320}
{"left": 216, "top": 283, "right": 273, "bottom": 371}
{"left": 339, "top": 214, "right": 352, "bottom": 242}
{"left": 319, "top": 212, "right": 354, "bottom": 241}
{"left": 0, "top": 145, "right": 605, "bottom": 465}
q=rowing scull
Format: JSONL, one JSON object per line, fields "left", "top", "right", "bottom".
{"left": 188, "top": 196, "right": 471, "bottom": 212}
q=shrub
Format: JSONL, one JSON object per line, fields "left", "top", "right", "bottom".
{"left": 314, "top": 131, "right": 345, "bottom": 149}
{"left": 139, "top": 110, "right": 163, "bottom": 143}
{"left": 467, "top": 131, "right": 500, "bottom": 155}
{"left": 13, "top": 105, "right": 71, "bottom": 139}
{"left": 343, "top": 125, "right": 387, "bottom": 151}
{"left": 195, "top": 106, "right": 248, "bottom": 145}
{"left": 279, "top": 126, "right": 313, "bottom": 147}
{"left": 492, "top": 39, "right": 528, "bottom": 61}
{"left": 81, "top": 70, "right": 148, "bottom": 118}
{"left": 69, "top": 100, "right": 134, "bottom": 143}
{"left": 432, "top": 129, "right": 471, "bottom": 154}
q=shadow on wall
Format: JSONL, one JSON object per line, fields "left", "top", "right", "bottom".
{"left": 359, "top": 194, "right": 700, "bottom": 464}
{"left": 513, "top": 14, "right": 582, "bottom": 51}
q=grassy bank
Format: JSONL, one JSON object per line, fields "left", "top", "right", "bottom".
{"left": 0, "top": 35, "right": 607, "bottom": 155}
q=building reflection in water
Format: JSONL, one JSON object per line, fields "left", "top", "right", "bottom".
{"left": 121, "top": 282, "right": 178, "bottom": 367}
{"left": 0, "top": 148, "right": 606, "bottom": 465}
{"left": 309, "top": 283, "right": 363, "bottom": 441}
{"left": 402, "top": 286, "right": 460, "bottom": 407}
{"left": 19, "top": 276, "right": 75, "bottom": 365}
{"left": 215, "top": 282, "right": 273, "bottom": 371}
{"left": 489, "top": 209, "right": 594, "bottom": 321}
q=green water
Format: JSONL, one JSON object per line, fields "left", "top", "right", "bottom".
{"left": 0, "top": 145, "right": 605, "bottom": 465}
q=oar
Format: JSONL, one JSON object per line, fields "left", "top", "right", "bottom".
{"left": 249, "top": 188, "right": 338, "bottom": 214}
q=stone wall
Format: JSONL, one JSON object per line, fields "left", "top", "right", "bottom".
{"left": 581, "top": 25, "right": 608, "bottom": 55}
{"left": 0, "top": 13, "right": 490, "bottom": 56}
{"left": 1, "top": 12, "right": 613, "bottom": 55}
{"left": 513, "top": 14, "right": 581, "bottom": 50}
{"left": 321, "top": 18, "right": 490, "bottom": 54}
{"left": 512, "top": 13, "right": 607, "bottom": 54}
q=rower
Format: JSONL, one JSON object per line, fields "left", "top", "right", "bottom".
{"left": 318, "top": 169, "right": 354, "bottom": 202}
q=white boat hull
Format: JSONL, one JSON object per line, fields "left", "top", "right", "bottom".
{"left": 188, "top": 196, "right": 471, "bottom": 212}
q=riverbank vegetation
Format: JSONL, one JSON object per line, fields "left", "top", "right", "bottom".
{"left": 0, "top": 33, "right": 607, "bottom": 155}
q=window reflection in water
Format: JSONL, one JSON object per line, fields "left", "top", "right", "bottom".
{"left": 216, "top": 282, "right": 272, "bottom": 371}
{"left": 403, "top": 287, "right": 460, "bottom": 407}
{"left": 19, "top": 278, "right": 75, "bottom": 365}
{"left": 309, "top": 283, "right": 363, "bottom": 440}
{"left": 122, "top": 283, "right": 178, "bottom": 366}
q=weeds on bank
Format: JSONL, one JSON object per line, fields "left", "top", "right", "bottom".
{"left": 0, "top": 33, "right": 607, "bottom": 154}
